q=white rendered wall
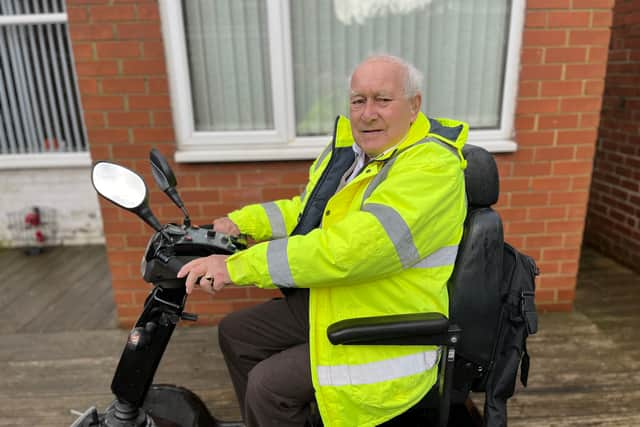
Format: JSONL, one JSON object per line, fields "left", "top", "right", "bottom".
{"left": 0, "top": 167, "right": 104, "bottom": 247}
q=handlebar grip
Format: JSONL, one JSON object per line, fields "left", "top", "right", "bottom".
{"left": 164, "top": 257, "right": 187, "bottom": 275}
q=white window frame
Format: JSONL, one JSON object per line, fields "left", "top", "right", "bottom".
{"left": 0, "top": 11, "right": 91, "bottom": 169}
{"left": 160, "top": 0, "right": 524, "bottom": 163}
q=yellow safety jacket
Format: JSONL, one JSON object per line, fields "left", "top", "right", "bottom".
{"left": 226, "top": 112, "right": 468, "bottom": 426}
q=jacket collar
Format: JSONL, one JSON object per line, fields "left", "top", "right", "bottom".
{"left": 333, "top": 112, "right": 469, "bottom": 162}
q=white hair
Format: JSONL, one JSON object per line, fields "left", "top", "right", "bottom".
{"left": 349, "top": 54, "right": 424, "bottom": 98}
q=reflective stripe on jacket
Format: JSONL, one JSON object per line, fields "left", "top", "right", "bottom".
{"left": 226, "top": 112, "right": 468, "bottom": 426}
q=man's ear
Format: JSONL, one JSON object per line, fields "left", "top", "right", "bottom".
{"left": 410, "top": 93, "right": 422, "bottom": 119}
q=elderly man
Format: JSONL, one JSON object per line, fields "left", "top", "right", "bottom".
{"left": 178, "top": 55, "right": 468, "bottom": 427}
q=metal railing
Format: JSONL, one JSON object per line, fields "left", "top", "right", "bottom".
{"left": 0, "top": 0, "right": 87, "bottom": 155}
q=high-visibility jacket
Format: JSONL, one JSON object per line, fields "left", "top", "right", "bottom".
{"left": 226, "top": 112, "right": 468, "bottom": 426}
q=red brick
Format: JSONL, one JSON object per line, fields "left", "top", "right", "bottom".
{"left": 588, "top": 46, "right": 609, "bottom": 63}
{"left": 153, "top": 111, "right": 174, "bottom": 126}
{"left": 545, "top": 47, "right": 587, "bottom": 63}
{"left": 550, "top": 191, "right": 589, "bottom": 205}
{"left": 507, "top": 221, "right": 547, "bottom": 234}
{"left": 142, "top": 41, "right": 165, "bottom": 58}
{"left": 137, "top": 4, "right": 160, "bottom": 20}
{"left": 122, "top": 59, "right": 166, "bottom": 75}
{"left": 89, "top": 5, "right": 136, "bottom": 22}
{"left": 552, "top": 160, "right": 594, "bottom": 175}
{"left": 565, "top": 63, "right": 607, "bottom": 79}
{"left": 516, "top": 130, "right": 556, "bottom": 146}
{"left": 521, "top": 47, "right": 544, "bottom": 64}
{"left": 82, "top": 95, "right": 125, "bottom": 111}
{"left": 523, "top": 30, "right": 567, "bottom": 46}
{"left": 531, "top": 177, "right": 572, "bottom": 191}
{"left": 515, "top": 116, "right": 536, "bottom": 130}
{"left": 534, "top": 145, "right": 575, "bottom": 161}
{"left": 129, "top": 95, "right": 171, "bottom": 110}
{"left": 500, "top": 177, "right": 531, "bottom": 192}
{"left": 133, "top": 127, "right": 175, "bottom": 143}
{"left": 83, "top": 111, "right": 106, "bottom": 127}
{"left": 518, "top": 81, "right": 539, "bottom": 97}
{"left": 520, "top": 64, "right": 563, "bottom": 81}
{"left": 512, "top": 162, "right": 552, "bottom": 177}
{"left": 584, "top": 80, "right": 605, "bottom": 96}
{"left": 557, "top": 289, "right": 576, "bottom": 302}
{"left": 108, "top": 112, "right": 150, "bottom": 127}
{"left": 527, "top": 0, "right": 571, "bottom": 8}
{"left": 572, "top": 0, "right": 614, "bottom": 8}
{"left": 560, "top": 97, "right": 602, "bottom": 112}
{"left": 569, "top": 29, "right": 611, "bottom": 46}
{"left": 88, "top": 128, "right": 129, "bottom": 144}
{"left": 580, "top": 112, "right": 601, "bottom": 127}
{"left": 529, "top": 206, "right": 566, "bottom": 220}
{"left": 556, "top": 129, "right": 598, "bottom": 144}
{"left": 541, "top": 248, "right": 580, "bottom": 262}
{"left": 547, "top": 220, "right": 584, "bottom": 233}
{"left": 67, "top": 7, "right": 89, "bottom": 23}
{"left": 78, "top": 78, "right": 98, "bottom": 95}
{"left": 525, "top": 11, "right": 547, "bottom": 28}
{"left": 117, "top": 22, "right": 162, "bottom": 39}
{"left": 112, "top": 144, "right": 155, "bottom": 159}
{"left": 72, "top": 43, "right": 94, "bottom": 61}
{"left": 527, "top": 234, "right": 564, "bottom": 248}
{"left": 102, "top": 78, "right": 147, "bottom": 94}
{"left": 76, "top": 61, "right": 119, "bottom": 76}
{"left": 516, "top": 99, "right": 558, "bottom": 114}
{"left": 511, "top": 192, "right": 549, "bottom": 206}
{"left": 148, "top": 77, "right": 169, "bottom": 93}
{"left": 96, "top": 41, "right": 141, "bottom": 58}
{"left": 538, "top": 114, "right": 579, "bottom": 129}
{"left": 575, "top": 144, "right": 596, "bottom": 159}
{"left": 69, "top": 23, "right": 114, "bottom": 40}
{"left": 548, "top": 11, "right": 590, "bottom": 28}
{"left": 540, "top": 81, "right": 583, "bottom": 97}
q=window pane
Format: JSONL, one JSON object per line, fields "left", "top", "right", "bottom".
{"left": 0, "top": 0, "right": 87, "bottom": 154}
{"left": 183, "top": 0, "right": 273, "bottom": 132}
{"left": 290, "top": 0, "right": 510, "bottom": 136}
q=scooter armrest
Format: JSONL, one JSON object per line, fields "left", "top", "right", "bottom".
{"left": 327, "top": 312, "right": 450, "bottom": 346}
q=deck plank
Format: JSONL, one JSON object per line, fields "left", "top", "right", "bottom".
{"left": 0, "top": 245, "right": 639, "bottom": 426}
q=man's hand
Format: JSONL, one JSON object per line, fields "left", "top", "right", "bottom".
{"left": 213, "top": 217, "right": 240, "bottom": 237}
{"left": 177, "top": 255, "right": 232, "bottom": 295}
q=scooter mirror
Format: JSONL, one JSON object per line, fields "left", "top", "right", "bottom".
{"left": 149, "top": 148, "right": 191, "bottom": 227}
{"left": 92, "top": 162, "right": 147, "bottom": 209}
{"left": 150, "top": 148, "right": 177, "bottom": 191}
{"left": 92, "top": 162, "right": 162, "bottom": 231}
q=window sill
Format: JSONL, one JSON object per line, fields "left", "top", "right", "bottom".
{"left": 0, "top": 153, "right": 91, "bottom": 170}
{"left": 174, "top": 138, "right": 517, "bottom": 163}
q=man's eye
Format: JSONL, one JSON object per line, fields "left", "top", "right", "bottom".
{"left": 376, "top": 98, "right": 391, "bottom": 104}
{"left": 351, "top": 99, "right": 365, "bottom": 105}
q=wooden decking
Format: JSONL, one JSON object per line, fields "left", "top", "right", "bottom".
{"left": 0, "top": 245, "right": 639, "bottom": 426}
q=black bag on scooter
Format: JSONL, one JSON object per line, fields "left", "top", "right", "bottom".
{"left": 482, "top": 242, "right": 539, "bottom": 427}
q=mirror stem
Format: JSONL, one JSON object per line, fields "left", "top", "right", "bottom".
{"left": 138, "top": 205, "right": 163, "bottom": 232}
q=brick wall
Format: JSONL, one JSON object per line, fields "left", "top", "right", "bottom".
{"left": 584, "top": 0, "right": 640, "bottom": 271}
{"left": 67, "top": 0, "right": 612, "bottom": 326}
{"left": 493, "top": 0, "right": 613, "bottom": 311}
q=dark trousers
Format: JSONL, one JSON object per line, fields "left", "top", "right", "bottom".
{"left": 218, "top": 289, "right": 314, "bottom": 427}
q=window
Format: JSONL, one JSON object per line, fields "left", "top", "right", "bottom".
{"left": 0, "top": 0, "right": 89, "bottom": 169}
{"left": 160, "top": 0, "right": 523, "bottom": 162}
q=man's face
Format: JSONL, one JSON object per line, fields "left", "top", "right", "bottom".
{"left": 349, "top": 60, "right": 421, "bottom": 157}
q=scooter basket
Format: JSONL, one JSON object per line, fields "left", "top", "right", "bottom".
{"left": 6, "top": 206, "right": 58, "bottom": 254}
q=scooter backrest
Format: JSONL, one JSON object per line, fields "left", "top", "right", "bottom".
{"left": 448, "top": 145, "right": 504, "bottom": 377}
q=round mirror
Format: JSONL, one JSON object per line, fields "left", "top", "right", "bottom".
{"left": 92, "top": 162, "right": 147, "bottom": 209}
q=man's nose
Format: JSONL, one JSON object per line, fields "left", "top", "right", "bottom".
{"left": 361, "top": 99, "right": 378, "bottom": 121}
